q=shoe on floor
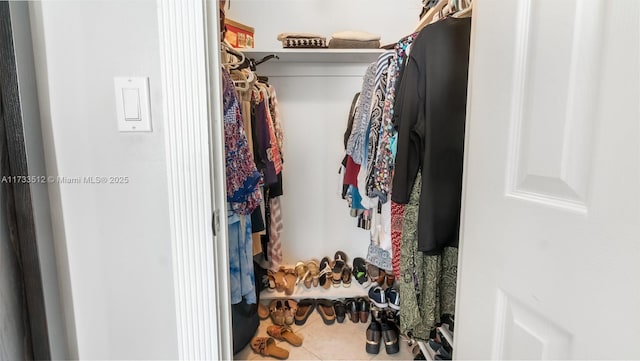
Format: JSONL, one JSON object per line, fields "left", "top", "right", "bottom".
{"left": 258, "top": 302, "right": 270, "bottom": 320}
{"left": 365, "top": 320, "right": 381, "bottom": 354}
{"left": 250, "top": 337, "right": 289, "bottom": 360}
{"left": 269, "top": 300, "right": 285, "bottom": 326}
{"left": 381, "top": 319, "right": 399, "bottom": 354}
{"left": 283, "top": 299, "right": 297, "bottom": 325}
{"left": 267, "top": 325, "right": 303, "bottom": 347}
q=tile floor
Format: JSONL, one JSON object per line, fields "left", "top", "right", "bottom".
{"left": 234, "top": 310, "right": 415, "bottom": 361}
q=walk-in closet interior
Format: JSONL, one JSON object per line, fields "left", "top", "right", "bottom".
{"left": 218, "top": 1, "right": 470, "bottom": 359}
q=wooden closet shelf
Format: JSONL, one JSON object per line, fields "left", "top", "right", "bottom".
{"left": 244, "top": 48, "right": 385, "bottom": 63}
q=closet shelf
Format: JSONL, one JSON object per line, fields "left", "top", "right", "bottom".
{"left": 244, "top": 48, "right": 385, "bottom": 63}
{"left": 437, "top": 325, "right": 454, "bottom": 346}
{"left": 261, "top": 282, "right": 371, "bottom": 300}
{"left": 417, "top": 340, "right": 435, "bottom": 361}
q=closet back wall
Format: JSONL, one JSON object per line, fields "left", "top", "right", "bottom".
{"left": 224, "top": 1, "right": 418, "bottom": 264}
{"left": 226, "top": 0, "right": 419, "bottom": 49}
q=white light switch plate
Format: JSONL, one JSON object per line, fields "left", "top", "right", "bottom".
{"left": 114, "top": 77, "right": 152, "bottom": 132}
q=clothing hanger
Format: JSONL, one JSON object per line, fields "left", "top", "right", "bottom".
{"left": 453, "top": 0, "right": 473, "bottom": 18}
{"left": 437, "top": 0, "right": 461, "bottom": 21}
{"left": 231, "top": 68, "right": 255, "bottom": 92}
{"left": 415, "top": 0, "right": 449, "bottom": 32}
{"left": 221, "top": 41, "right": 246, "bottom": 69}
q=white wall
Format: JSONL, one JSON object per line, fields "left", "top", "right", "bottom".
{"left": 226, "top": 0, "right": 421, "bottom": 49}
{"left": 29, "top": 1, "right": 178, "bottom": 359}
{"left": 8, "top": 2, "right": 70, "bottom": 359}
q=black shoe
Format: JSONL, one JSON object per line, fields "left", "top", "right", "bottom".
{"left": 357, "top": 297, "right": 370, "bottom": 323}
{"left": 345, "top": 298, "right": 358, "bottom": 323}
{"left": 441, "top": 314, "right": 455, "bottom": 332}
{"left": 333, "top": 299, "right": 346, "bottom": 323}
{"left": 365, "top": 320, "right": 381, "bottom": 354}
{"left": 429, "top": 340, "right": 451, "bottom": 360}
{"left": 381, "top": 319, "right": 399, "bottom": 354}
{"left": 352, "top": 257, "right": 370, "bottom": 287}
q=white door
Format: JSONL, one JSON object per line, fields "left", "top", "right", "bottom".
{"left": 456, "top": 0, "right": 640, "bottom": 359}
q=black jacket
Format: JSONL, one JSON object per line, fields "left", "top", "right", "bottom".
{"left": 391, "top": 17, "right": 472, "bottom": 255}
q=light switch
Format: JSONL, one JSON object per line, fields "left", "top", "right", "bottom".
{"left": 122, "top": 88, "right": 141, "bottom": 120}
{"left": 114, "top": 77, "right": 152, "bottom": 132}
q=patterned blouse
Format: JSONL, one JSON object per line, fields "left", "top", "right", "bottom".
{"left": 222, "top": 68, "right": 262, "bottom": 215}
{"left": 346, "top": 62, "right": 377, "bottom": 165}
{"left": 371, "top": 34, "right": 418, "bottom": 202}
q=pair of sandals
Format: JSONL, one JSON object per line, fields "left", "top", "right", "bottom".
{"left": 268, "top": 299, "right": 297, "bottom": 326}
{"left": 333, "top": 251, "right": 352, "bottom": 287}
{"left": 367, "top": 264, "right": 396, "bottom": 288}
{"left": 267, "top": 267, "right": 298, "bottom": 296}
{"left": 250, "top": 325, "right": 303, "bottom": 360}
{"left": 294, "top": 260, "right": 320, "bottom": 289}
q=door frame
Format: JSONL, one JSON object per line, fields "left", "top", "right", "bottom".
{"left": 156, "top": 0, "right": 233, "bottom": 359}
{"left": 0, "top": 2, "right": 53, "bottom": 359}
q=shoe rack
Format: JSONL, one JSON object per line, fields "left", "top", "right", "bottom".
{"left": 416, "top": 324, "right": 454, "bottom": 361}
{"left": 261, "top": 279, "right": 371, "bottom": 300}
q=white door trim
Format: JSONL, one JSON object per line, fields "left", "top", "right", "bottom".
{"left": 157, "top": 1, "right": 232, "bottom": 359}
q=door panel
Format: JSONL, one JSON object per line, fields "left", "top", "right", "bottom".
{"left": 507, "top": 0, "right": 603, "bottom": 212}
{"left": 457, "top": 0, "right": 640, "bottom": 359}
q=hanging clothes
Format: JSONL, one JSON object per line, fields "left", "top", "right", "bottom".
{"left": 364, "top": 51, "right": 394, "bottom": 201}
{"left": 381, "top": 34, "right": 419, "bottom": 279}
{"left": 392, "top": 17, "right": 472, "bottom": 254}
{"left": 253, "top": 86, "right": 282, "bottom": 186}
{"left": 398, "top": 172, "right": 458, "bottom": 338}
{"left": 228, "top": 205, "right": 256, "bottom": 304}
{"left": 390, "top": 201, "right": 405, "bottom": 279}
{"left": 372, "top": 33, "right": 418, "bottom": 203}
{"left": 268, "top": 85, "right": 285, "bottom": 156}
{"left": 346, "top": 63, "right": 377, "bottom": 165}
{"left": 222, "top": 67, "right": 262, "bottom": 215}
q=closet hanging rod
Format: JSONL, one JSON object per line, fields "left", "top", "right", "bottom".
{"left": 252, "top": 54, "right": 280, "bottom": 69}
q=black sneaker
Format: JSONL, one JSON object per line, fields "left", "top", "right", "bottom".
{"left": 368, "top": 286, "right": 387, "bottom": 308}
{"left": 385, "top": 287, "right": 400, "bottom": 310}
